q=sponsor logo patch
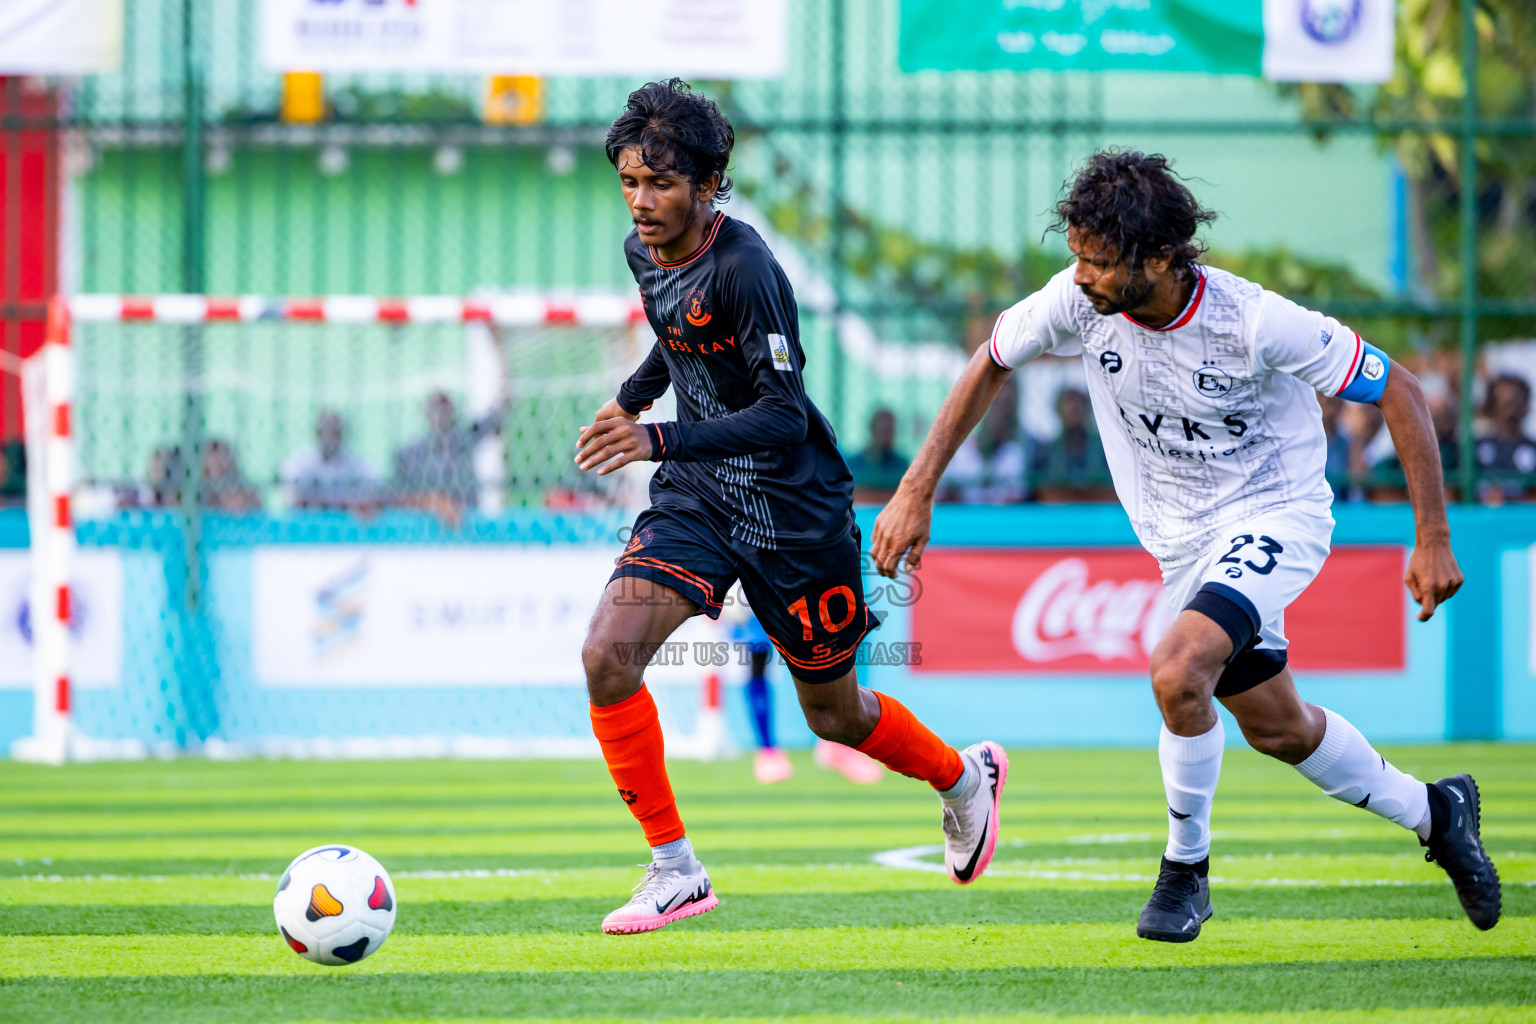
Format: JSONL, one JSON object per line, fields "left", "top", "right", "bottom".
{"left": 768, "top": 334, "right": 793, "bottom": 371}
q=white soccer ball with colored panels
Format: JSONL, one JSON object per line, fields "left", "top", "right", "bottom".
{"left": 273, "top": 844, "right": 396, "bottom": 965}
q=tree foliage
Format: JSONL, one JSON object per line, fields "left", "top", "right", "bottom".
{"left": 1285, "top": 0, "right": 1536, "bottom": 321}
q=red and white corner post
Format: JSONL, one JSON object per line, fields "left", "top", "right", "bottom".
{"left": 14, "top": 296, "right": 74, "bottom": 763}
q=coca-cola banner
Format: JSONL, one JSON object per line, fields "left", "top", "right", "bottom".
{"left": 911, "top": 547, "right": 1406, "bottom": 674}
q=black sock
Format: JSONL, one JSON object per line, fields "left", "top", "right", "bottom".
{"left": 1426, "top": 783, "right": 1450, "bottom": 840}
{"left": 1164, "top": 855, "right": 1209, "bottom": 877}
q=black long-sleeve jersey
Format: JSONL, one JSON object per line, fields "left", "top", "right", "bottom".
{"left": 616, "top": 213, "right": 854, "bottom": 550}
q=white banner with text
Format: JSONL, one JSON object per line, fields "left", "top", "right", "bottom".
{"left": 251, "top": 545, "right": 721, "bottom": 687}
{"left": 261, "top": 0, "right": 787, "bottom": 78}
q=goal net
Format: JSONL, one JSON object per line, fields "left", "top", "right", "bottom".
{"left": 10, "top": 294, "right": 730, "bottom": 763}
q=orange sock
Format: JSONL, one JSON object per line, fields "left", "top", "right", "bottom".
{"left": 856, "top": 691, "right": 964, "bottom": 790}
{"left": 590, "top": 685, "right": 686, "bottom": 846}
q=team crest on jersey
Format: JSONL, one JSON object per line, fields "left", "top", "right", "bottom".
{"left": 684, "top": 289, "right": 712, "bottom": 327}
{"left": 1193, "top": 366, "right": 1233, "bottom": 396}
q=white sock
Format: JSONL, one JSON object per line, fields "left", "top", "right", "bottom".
{"left": 652, "top": 836, "right": 699, "bottom": 872}
{"left": 938, "top": 758, "right": 978, "bottom": 804}
{"left": 1160, "top": 718, "right": 1224, "bottom": 864}
{"left": 1295, "top": 708, "right": 1431, "bottom": 838}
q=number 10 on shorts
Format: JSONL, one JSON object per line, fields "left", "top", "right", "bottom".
{"left": 787, "top": 586, "right": 858, "bottom": 641}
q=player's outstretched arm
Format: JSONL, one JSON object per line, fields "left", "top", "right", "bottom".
{"left": 1377, "top": 360, "right": 1463, "bottom": 621}
{"left": 871, "top": 344, "right": 1012, "bottom": 577}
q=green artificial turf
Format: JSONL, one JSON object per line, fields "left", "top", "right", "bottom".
{"left": 0, "top": 744, "right": 1531, "bottom": 1023}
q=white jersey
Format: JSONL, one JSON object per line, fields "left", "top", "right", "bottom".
{"left": 990, "top": 264, "right": 1371, "bottom": 567}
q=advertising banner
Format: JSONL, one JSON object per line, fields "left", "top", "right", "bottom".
{"left": 899, "top": 0, "right": 1392, "bottom": 83}
{"left": 0, "top": 549, "right": 123, "bottom": 688}
{"left": 0, "top": 0, "right": 122, "bottom": 74}
{"left": 911, "top": 546, "right": 1406, "bottom": 674}
{"left": 260, "top": 0, "right": 788, "bottom": 79}
{"left": 252, "top": 544, "right": 722, "bottom": 687}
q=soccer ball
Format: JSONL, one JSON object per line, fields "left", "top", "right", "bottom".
{"left": 273, "top": 844, "right": 396, "bottom": 965}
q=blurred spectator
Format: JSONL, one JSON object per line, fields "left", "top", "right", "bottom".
{"left": 1369, "top": 388, "right": 1462, "bottom": 503}
{"left": 1031, "top": 388, "right": 1115, "bottom": 503}
{"left": 282, "top": 410, "right": 378, "bottom": 512}
{"left": 1336, "top": 401, "right": 1387, "bottom": 502}
{"left": 1430, "top": 390, "right": 1461, "bottom": 474}
{"left": 0, "top": 439, "right": 25, "bottom": 507}
{"left": 846, "top": 407, "right": 909, "bottom": 504}
{"left": 940, "top": 386, "right": 1027, "bottom": 504}
{"left": 138, "top": 445, "right": 185, "bottom": 508}
{"left": 199, "top": 439, "right": 262, "bottom": 513}
{"left": 1475, "top": 373, "right": 1536, "bottom": 503}
{"left": 1318, "top": 395, "right": 1352, "bottom": 499}
{"left": 392, "top": 390, "right": 507, "bottom": 526}
{"left": 393, "top": 323, "right": 509, "bottom": 526}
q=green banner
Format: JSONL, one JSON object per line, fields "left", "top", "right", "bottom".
{"left": 899, "top": 0, "right": 1264, "bottom": 74}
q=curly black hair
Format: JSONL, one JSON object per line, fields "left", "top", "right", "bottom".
{"left": 1052, "top": 150, "right": 1216, "bottom": 277}
{"left": 605, "top": 78, "right": 734, "bottom": 204}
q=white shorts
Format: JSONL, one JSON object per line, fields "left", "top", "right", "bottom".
{"left": 1161, "top": 508, "right": 1334, "bottom": 656}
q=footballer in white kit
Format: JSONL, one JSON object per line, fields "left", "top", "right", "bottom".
{"left": 873, "top": 150, "right": 1500, "bottom": 942}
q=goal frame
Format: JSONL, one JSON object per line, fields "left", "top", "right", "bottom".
{"left": 12, "top": 292, "right": 731, "bottom": 764}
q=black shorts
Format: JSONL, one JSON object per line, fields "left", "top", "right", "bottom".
{"left": 609, "top": 506, "right": 880, "bottom": 684}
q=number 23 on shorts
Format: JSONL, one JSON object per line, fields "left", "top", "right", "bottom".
{"left": 1217, "top": 534, "right": 1285, "bottom": 577}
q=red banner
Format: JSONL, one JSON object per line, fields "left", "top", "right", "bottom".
{"left": 910, "top": 547, "right": 1406, "bottom": 674}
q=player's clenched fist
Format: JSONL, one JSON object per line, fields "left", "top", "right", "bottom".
{"left": 576, "top": 402, "right": 651, "bottom": 475}
{"left": 871, "top": 489, "right": 932, "bottom": 578}
{"left": 1404, "top": 538, "right": 1463, "bottom": 622}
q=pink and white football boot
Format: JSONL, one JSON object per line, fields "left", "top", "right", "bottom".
{"left": 601, "top": 861, "right": 719, "bottom": 935}
{"left": 754, "top": 747, "right": 794, "bottom": 784}
{"left": 941, "top": 741, "right": 1009, "bottom": 884}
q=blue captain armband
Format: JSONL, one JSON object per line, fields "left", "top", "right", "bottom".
{"left": 1338, "top": 340, "right": 1390, "bottom": 404}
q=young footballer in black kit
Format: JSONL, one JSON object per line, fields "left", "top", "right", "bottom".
{"left": 575, "top": 79, "right": 1008, "bottom": 934}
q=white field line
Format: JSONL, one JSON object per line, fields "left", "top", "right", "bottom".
{"left": 7, "top": 832, "right": 1533, "bottom": 888}
{"left": 871, "top": 843, "right": 1536, "bottom": 887}
{"left": 5, "top": 863, "right": 876, "bottom": 884}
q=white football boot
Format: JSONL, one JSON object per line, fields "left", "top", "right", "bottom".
{"left": 601, "top": 860, "right": 719, "bottom": 935}
{"left": 941, "top": 741, "right": 1009, "bottom": 884}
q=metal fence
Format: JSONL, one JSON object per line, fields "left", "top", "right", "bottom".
{"left": 3, "top": 0, "right": 1535, "bottom": 503}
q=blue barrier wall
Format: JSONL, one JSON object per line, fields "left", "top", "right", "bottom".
{"left": 1, "top": 503, "right": 1532, "bottom": 754}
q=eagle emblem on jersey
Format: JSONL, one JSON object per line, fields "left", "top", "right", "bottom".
{"left": 684, "top": 289, "right": 712, "bottom": 327}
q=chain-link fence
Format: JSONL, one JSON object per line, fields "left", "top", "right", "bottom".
{"left": 3, "top": 0, "right": 1535, "bottom": 507}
